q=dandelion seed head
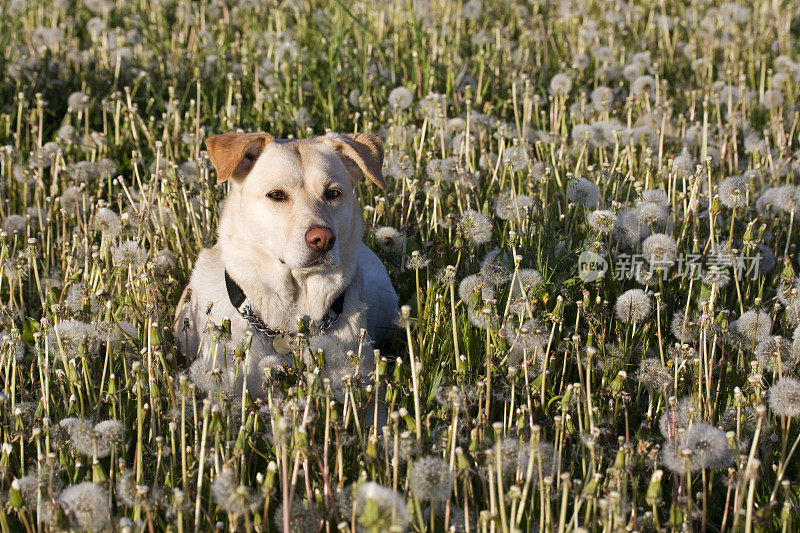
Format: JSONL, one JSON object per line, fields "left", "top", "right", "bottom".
{"left": 761, "top": 89, "right": 784, "bottom": 110}
{"left": 467, "top": 307, "right": 500, "bottom": 330}
{"left": 661, "top": 423, "right": 731, "bottom": 474}
{"left": 374, "top": 226, "right": 403, "bottom": 252}
{"left": 590, "top": 86, "right": 614, "bottom": 113}
{"left": 571, "top": 124, "right": 592, "bottom": 145}
{"left": 479, "top": 250, "right": 511, "bottom": 284}
{"left": 731, "top": 310, "right": 772, "bottom": 347}
{"left": 702, "top": 265, "right": 731, "bottom": 287}
{"left": 153, "top": 249, "right": 177, "bottom": 274}
{"left": 411, "top": 456, "right": 453, "bottom": 501}
{"left": 638, "top": 202, "right": 668, "bottom": 227}
{"left": 631, "top": 75, "right": 656, "bottom": 98}
{"left": 2, "top": 258, "right": 27, "bottom": 284}
{"left": 115, "top": 472, "right": 136, "bottom": 507}
{"left": 15, "top": 475, "right": 40, "bottom": 508}
{"left": 671, "top": 312, "right": 698, "bottom": 343}
{"left": 614, "top": 289, "right": 651, "bottom": 323}
{"left": 458, "top": 274, "right": 495, "bottom": 306}
{"left": 64, "top": 283, "right": 99, "bottom": 315}
{"left": 530, "top": 161, "right": 549, "bottom": 183}
{"left": 354, "top": 482, "right": 409, "bottom": 532}
{"left": 405, "top": 251, "right": 431, "bottom": 270}
{"left": 640, "top": 190, "right": 669, "bottom": 207}
{"left": 507, "top": 319, "right": 549, "bottom": 369}
{"left": 425, "top": 158, "right": 457, "bottom": 183}
{"left": 67, "top": 92, "right": 89, "bottom": 112}
{"left": 93, "top": 420, "right": 124, "bottom": 448}
{"left": 67, "top": 418, "right": 102, "bottom": 457}
{"left": 384, "top": 150, "right": 414, "bottom": 180}
{"left": 529, "top": 441, "right": 559, "bottom": 480}
{"left": 744, "top": 133, "right": 768, "bottom": 156}
{"left": 636, "top": 358, "right": 672, "bottom": 392}
{"left": 777, "top": 277, "right": 800, "bottom": 306}
{"left": 768, "top": 377, "right": 800, "bottom": 417}
{"left": 510, "top": 268, "right": 544, "bottom": 299}
{"left": 459, "top": 210, "right": 492, "bottom": 246}
{"left": 613, "top": 209, "right": 646, "bottom": 248}
{"left": 719, "top": 176, "right": 749, "bottom": 209}
{"left": 774, "top": 185, "right": 800, "bottom": 213}
{"left": 212, "top": 468, "right": 263, "bottom": 515}
{"left": 58, "top": 482, "right": 110, "bottom": 532}
{"left": 755, "top": 243, "right": 775, "bottom": 275}
{"left": 572, "top": 52, "right": 590, "bottom": 70}
{"left": 293, "top": 107, "right": 313, "bottom": 129}
{"left": 756, "top": 336, "right": 798, "bottom": 372}
{"left": 57, "top": 124, "right": 77, "bottom": 145}
{"left": 498, "top": 437, "right": 529, "bottom": 475}
{"left": 549, "top": 72, "right": 572, "bottom": 96}
{"left": 92, "top": 207, "right": 122, "bottom": 238}
{"left": 494, "top": 190, "right": 536, "bottom": 220}
{"left": 672, "top": 148, "right": 695, "bottom": 178}
{"left": 188, "top": 356, "right": 235, "bottom": 395}
{"left": 2, "top": 215, "right": 25, "bottom": 235}
{"left": 0, "top": 333, "right": 25, "bottom": 361}
{"left": 568, "top": 178, "right": 600, "bottom": 208}
{"left": 111, "top": 241, "right": 146, "bottom": 269}
{"left": 462, "top": 0, "right": 481, "bottom": 19}
{"left": 178, "top": 161, "right": 200, "bottom": 183}
{"left": 642, "top": 233, "right": 678, "bottom": 265}
{"left": 502, "top": 145, "right": 530, "bottom": 170}
{"left": 388, "top": 86, "right": 413, "bottom": 110}
{"left": 50, "top": 319, "right": 97, "bottom": 358}
{"left": 58, "top": 186, "right": 84, "bottom": 214}
{"left": 587, "top": 209, "right": 616, "bottom": 233}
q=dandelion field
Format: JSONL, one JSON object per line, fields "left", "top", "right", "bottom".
{"left": 3, "top": 0, "right": 800, "bottom": 531}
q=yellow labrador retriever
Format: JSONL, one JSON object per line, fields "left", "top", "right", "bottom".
{"left": 174, "top": 132, "right": 398, "bottom": 401}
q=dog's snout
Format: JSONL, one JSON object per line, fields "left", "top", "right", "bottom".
{"left": 305, "top": 226, "right": 336, "bottom": 252}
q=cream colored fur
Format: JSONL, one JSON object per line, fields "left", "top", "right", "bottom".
{"left": 174, "top": 133, "right": 398, "bottom": 403}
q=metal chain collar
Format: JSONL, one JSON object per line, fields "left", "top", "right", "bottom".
{"left": 223, "top": 269, "right": 346, "bottom": 346}
{"left": 235, "top": 301, "right": 341, "bottom": 339}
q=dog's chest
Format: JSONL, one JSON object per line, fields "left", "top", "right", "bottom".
{"left": 228, "top": 286, "right": 367, "bottom": 360}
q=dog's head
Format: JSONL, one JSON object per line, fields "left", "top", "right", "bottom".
{"left": 205, "top": 131, "right": 385, "bottom": 270}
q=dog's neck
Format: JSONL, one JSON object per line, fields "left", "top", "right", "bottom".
{"left": 216, "top": 204, "right": 362, "bottom": 333}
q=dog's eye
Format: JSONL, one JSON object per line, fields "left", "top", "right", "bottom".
{"left": 325, "top": 189, "right": 342, "bottom": 200}
{"left": 267, "top": 190, "right": 288, "bottom": 202}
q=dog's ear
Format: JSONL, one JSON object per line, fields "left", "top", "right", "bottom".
{"left": 205, "top": 132, "right": 274, "bottom": 183}
{"left": 326, "top": 132, "right": 386, "bottom": 190}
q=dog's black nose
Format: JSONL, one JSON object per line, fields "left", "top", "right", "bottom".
{"left": 305, "top": 226, "right": 336, "bottom": 252}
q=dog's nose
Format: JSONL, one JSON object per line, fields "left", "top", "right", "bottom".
{"left": 305, "top": 226, "right": 336, "bottom": 252}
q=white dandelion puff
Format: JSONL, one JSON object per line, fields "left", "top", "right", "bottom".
{"left": 388, "top": 86, "right": 414, "bottom": 110}
{"left": 411, "top": 456, "right": 454, "bottom": 501}
{"left": 615, "top": 289, "right": 651, "bottom": 324}
{"left": 459, "top": 210, "right": 492, "bottom": 246}
{"left": 111, "top": 241, "right": 147, "bottom": 268}
{"left": 568, "top": 178, "right": 600, "bottom": 208}
{"left": 769, "top": 377, "right": 800, "bottom": 417}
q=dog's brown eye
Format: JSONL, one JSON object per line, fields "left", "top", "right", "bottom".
{"left": 325, "top": 189, "right": 342, "bottom": 200}
{"left": 267, "top": 190, "right": 287, "bottom": 202}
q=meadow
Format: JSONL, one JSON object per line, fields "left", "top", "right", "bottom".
{"left": 1, "top": 0, "right": 800, "bottom": 531}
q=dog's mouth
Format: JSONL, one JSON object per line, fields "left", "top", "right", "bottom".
{"left": 282, "top": 251, "right": 335, "bottom": 270}
{"left": 304, "top": 252, "right": 335, "bottom": 269}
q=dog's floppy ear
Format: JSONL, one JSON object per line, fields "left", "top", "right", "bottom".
{"left": 326, "top": 132, "right": 386, "bottom": 190}
{"left": 205, "top": 132, "right": 274, "bottom": 183}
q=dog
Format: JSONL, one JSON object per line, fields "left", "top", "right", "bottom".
{"left": 173, "top": 131, "right": 398, "bottom": 404}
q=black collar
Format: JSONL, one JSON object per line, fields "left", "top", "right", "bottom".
{"left": 224, "top": 270, "right": 345, "bottom": 334}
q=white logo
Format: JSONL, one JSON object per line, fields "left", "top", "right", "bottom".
{"left": 578, "top": 251, "right": 608, "bottom": 282}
